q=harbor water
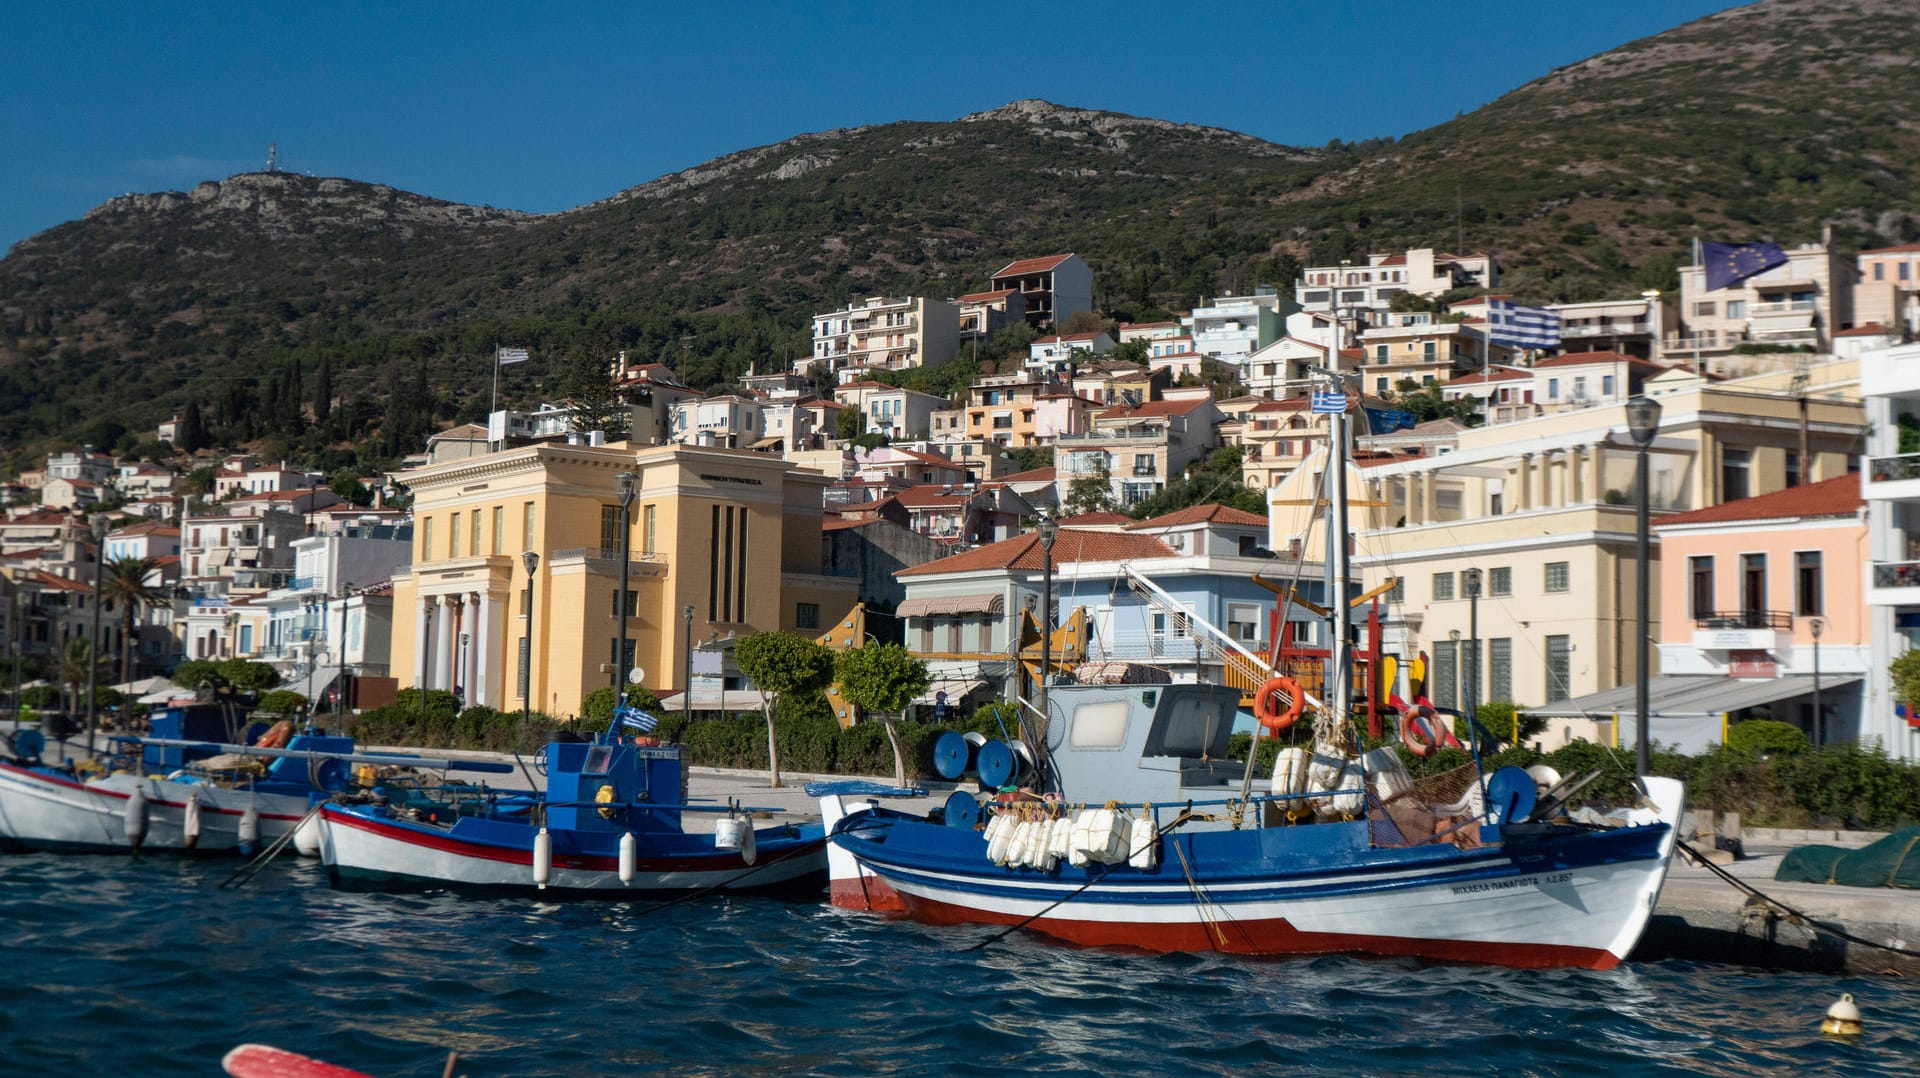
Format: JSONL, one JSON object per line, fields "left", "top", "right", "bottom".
{"left": 3, "top": 853, "right": 1916, "bottom": 1077}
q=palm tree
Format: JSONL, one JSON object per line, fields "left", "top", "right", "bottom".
{"left": 102, "top": 556, "right": 163, "bottom": 685}
{"left": 60, "top": 636, "right": 94, "bottom": 718}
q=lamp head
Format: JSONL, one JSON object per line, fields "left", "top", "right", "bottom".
{"left": 521, "top": 550, "right": 540, "bottom": 577}
{"left": 615, "top": 470, "right": 637, "bottom": 508}
{"left": 1463, "top": 567, "right": 1482, "bottom": 597}
{"left": 1036, "top": 512, "right": 1059, "bottom": 551}
{"left": 1625, "top": 395, "right": 1662, "bottom": 448}
{"left": 1810, "top": 617, "right": 1824, "bottom": 639}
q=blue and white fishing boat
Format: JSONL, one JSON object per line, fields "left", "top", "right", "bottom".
{"left": 318, "top": 734, "right": 828, "bottom": 896}
{"left": 822, "top": 373, "right": 1683, "bottom": 970}
{"left": 0, "top": 703, "right": 511, "bottom": 855}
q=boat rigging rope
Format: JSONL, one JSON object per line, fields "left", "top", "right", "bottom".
{"left": 630, "top": 833, "right": 819, "bottom": 915}
{"left": 1676, "top": 838, "right": 1920, "bottom": 960}
{"left": 1169, "top": 837, "right": 1230, "bottom": 948}
{"left": 219, "top": 801, "right": 324, "bottom": 889}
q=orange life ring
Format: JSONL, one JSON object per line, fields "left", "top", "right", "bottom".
{"left": 1254, "top": 676, "right": 1305, "bottom": 734}
{"left": 254, "top": 719, "right": 293, "bottom": 749}
{"left": 1398, "top": 706, "right": 1445, "bottom": 759}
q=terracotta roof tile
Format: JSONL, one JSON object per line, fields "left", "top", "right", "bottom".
{"left": 959, "top": 288, "right": 1018, "bottom": 302}
{"left": 1531, "top": 350, "right": 1659, "bottom": 370}
{"left": 992, "top": 253, "right": 1075, "bottom": 278}
{"left": 999, "top": 466, "right": 1056, "bottom": 483}
{"left": 1057, "top": 511, "right": 1134, "bottom": 526}
{"left": 1126, "top": 504, "right": 1267, "bottom": 530}
{"left": 898, "top": 529, "right": 1174, "bottom": 576}
{"left": 1656, "top": 474, "right": 1862, "bottom": 527}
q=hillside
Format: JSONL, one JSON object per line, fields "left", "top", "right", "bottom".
{"left": 0, "top": 0, "right": 1915, "bottom": 464}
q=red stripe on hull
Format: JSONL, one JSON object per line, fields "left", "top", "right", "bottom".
{"left": 897, "top": 893, "right": 1619, "bottom": 970}
{"left": 325, "top": 809, "right": 781, "bottom": 874}
{"left": 829, "top": 874, "right": 905, "bottom": 913}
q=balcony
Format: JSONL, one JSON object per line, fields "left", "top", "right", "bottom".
{"left": 1691, "top": 610, "right": 1791, "bottom": 651}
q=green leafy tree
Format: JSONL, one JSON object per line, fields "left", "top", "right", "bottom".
{"left": 256, "top": 689, "right": 309, "bottom": 716}
{"left": 580, "top": 684, "right": 664, "bottom": 733}
{"left": 1064, "top": 457, "right": 1119, "bottom": 515}
{"left": 172, "top": 658, "right": 282, "bottom": 695}
{"left": 101, "top": 556, "right": 164, "bottom": 684}
{"left": 834, "top": 642, "right": 931, "bottom": 785}
{"left": 1891, "top": 649, "right": 1920, "bottom": 716}
{"left": 733, "top": 632, "right": 836, "bottom": 788}
{"left": 60, "top": 637, "right": 96, "bottom": 717}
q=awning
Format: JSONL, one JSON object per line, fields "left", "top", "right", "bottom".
{"left": 1523, "top": 674, "right": 1861, "bottom": 754}
{"left": 897, "top": 593, "right": 1006, "bottom": 618}
{"left": 912, "top": 678, "right": 988, "bottom": 707}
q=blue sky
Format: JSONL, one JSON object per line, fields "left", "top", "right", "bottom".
{"left": 2, "top": 1, "right": 1737, "bottom": 253}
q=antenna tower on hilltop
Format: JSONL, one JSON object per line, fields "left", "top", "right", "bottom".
{"left": 267, "top": 142, "right": 278, "bottom": 172}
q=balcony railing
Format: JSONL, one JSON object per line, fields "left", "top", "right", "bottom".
{"left": 1694, "top": 610, "right": 1792, "bottom": 631}
{"left": 1873, "top": 562, "right": 1920, "bottom": 589}
{"left": 1869, "top": 453, "right": 1920, "bottom": 482}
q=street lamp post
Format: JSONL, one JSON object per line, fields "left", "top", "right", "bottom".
{"left": 682, "top": 603, "right": 695, "bottom": 728}
{"left": 613, "top": 471, "right": 637, "bottom": 709}
{"left": 86, "top": 519, "right": 106, "bottom": 753}
{"left": 520, "top": 550, "right": 540, "bottom": 727}
{"left": 1810, "top": 616, "right": 1825, "bottom": 748}
{"left": 1626, "top": 394, "right": 1663, "bottom": 776}
{"left": 1036, "top": 512, "right": 1059, "bottom": 725}
{"left": 335, "top": 586, "right": 351, "bottom": 732}
{"left": 8, "top": 583, "right": 23, "bottom": 729}
{"left": 1463, "top": 568, "right": 1481, "bottom": 728}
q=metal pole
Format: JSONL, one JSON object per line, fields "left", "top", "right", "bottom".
{"left": 86, "top": 529, "right": 105, "bottom": 754}
{"left": 683, "top": 603, "right": 695, "bottom": 727}
{"left": 614, "top": 473, "right": 636, "bottom": 708}
{"left": 1811, "top": 618, "right": 1824, "bottom": 747}
{"left": 523, "top": 561, "right": 537, "bottom": 729}
{"left": 9, "top": 587, "right": 21, "bottom": 728}
{"left": 1040, "top": 543, "right": 1052, "bottom": 725}
{"left": 1635, "top": 441, "right": 1652, "bottom": 776}
{"left": 1328, "top": 409, "right": 1352, "bottom": 723}
{"left": 336, "top": 588, "right": 350, "bottom": 732}
{"left": 1468, "top": 576, "right": 1479, "bottom": 723}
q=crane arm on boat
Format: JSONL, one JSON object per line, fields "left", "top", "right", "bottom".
{"left": 133, "top": 737, "right": 517, "bottom": 775}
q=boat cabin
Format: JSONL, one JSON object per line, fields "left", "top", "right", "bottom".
{"left": 1049, "top": 683, "right": 1247, "bottom": 804}
{"left": 543, "top": 739, "right": 690, "bottom": 834}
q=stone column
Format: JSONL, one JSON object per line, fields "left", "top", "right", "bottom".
{"left": 1537, "top": 450, "right": 1555, "bottom": 508}
{"left": 1588, "top": 444, "right": 1605, "bottom": 505}
{"left": 1568, "top": 445, "right": 1586, "bottom": 504}
{"left": 1517, "top": 454, "right": 1533, "bottom": 511}
{"left": 1423, "top": 471, "right": 1438, "bottom": 524}
{"left": 413, "top": 597, "right": 430, "bottom": 689}
{"left": 431, "top": 595, "right": 454, "bottom": 691}
{"left": 472, "top": 592, "right": 491, "bottom": 710}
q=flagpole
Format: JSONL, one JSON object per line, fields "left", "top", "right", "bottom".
{"left": 489, "top": 341, "right": 500, "bottom": 452}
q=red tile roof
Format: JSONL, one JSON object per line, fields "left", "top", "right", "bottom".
{"left": 959, "top": 288, "right": 1017, "bottom": 302}
{"left": 998, "top": 466, "right": 1056, "bottom": 483}
{"left": 1833, "top": 323, "right": 1891, "bottom": 337}
{"left": 1034, "top": 332, "right": 1108, "bottom": 346}
{"left": 1127, "top": 504, "right": 1267, "bottom": 530}
{"left": 1861, "top": 243, "right": 1920, "bottom": 255}
{"left": 1120, "top": 321, "right": 1180, "bottom": 330}
{"left": 1447, "top": 367, "right": 1532, "bottom": 385}
{"left": 892, "top": 485, "right": 975, "bottom": 508}
{"left": 1096, "top": 398, "right": 1210, "bottom": 421}
{"left": 1057, "top": 511, "right": 1134, "bottom": 527}
{"left": 1532, "top": 350, "right": 1659, "bottom": 370}
{"left": 1656, "top": 474, "right": 1862, "bottom": 527}
{"left": 992, "top": 253, "right": 1075, "bottom": 278}
{"left": 821, "top": 517, "right": 876, "bottom": 532}
{"left": 898, "top": 529, "right": 1174, "bottom": 576}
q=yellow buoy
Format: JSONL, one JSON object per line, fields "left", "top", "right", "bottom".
{"left": 1821, "top": 993, "right": 1863, "bottom": 1036}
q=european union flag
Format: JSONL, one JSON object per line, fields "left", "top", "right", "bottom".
{"left": 1702, "top": 241, "right": 1788, "bottom": 292}
{"left": 1364, "top": 408, "right": 1418, "bottom": 433}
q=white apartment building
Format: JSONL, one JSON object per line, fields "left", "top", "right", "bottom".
{"left": 1857, "top": 243, "right": 1920, "bottom": 337}
{"left": 802, "top": 296, "right": 960, "bottom": 382}
{"left": 669, "top": 395, "right": 766, "bottom": 450}
{"left": 1860, "top": 340, "right": 1920, "bottom": 760}
{"left": 1295, "top": 249, "right": 1498, "bottom": 316}
{"left": 833, "top": 382, "right": 950, "bottom": 442}
{"left": 1673, "top": 243, "right": 1857, "bottom": 358}
{"left": 1184, "top": 287, "right": 1288, "bottom": 365}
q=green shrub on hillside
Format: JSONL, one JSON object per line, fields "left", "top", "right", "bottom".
{"left": 1726, "top": 719, "right": 1808, "bottom": 756}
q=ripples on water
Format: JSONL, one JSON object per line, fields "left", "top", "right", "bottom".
{"left": 0, "top": 853, "right": 1913, "bottom": 1077}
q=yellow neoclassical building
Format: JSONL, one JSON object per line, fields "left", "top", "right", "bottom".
{"left": 391, "top": 441, "right": 857, "bottom": 717}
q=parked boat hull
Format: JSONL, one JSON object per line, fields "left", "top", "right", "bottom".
{"left": 0, "top": 762, "right": 308, "bottom": 854}
{"left": 827, "top": 777, "right": 1684, "bottom": 969}
{"left": 319, "top": 804, "right": 828, "bottom": 896}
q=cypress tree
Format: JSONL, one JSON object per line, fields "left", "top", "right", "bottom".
{"left": 313, "top": 355, "right": 333, "bottom": 425}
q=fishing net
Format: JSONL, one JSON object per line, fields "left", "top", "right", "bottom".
{"left": 1369, "top": 762, "right": 1485, "bottom": 849}
{"left": 1775, "top": 827, "right": 1920, "bottom": 889}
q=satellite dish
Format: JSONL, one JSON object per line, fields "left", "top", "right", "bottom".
{"left": 627, "top": 666, "right": 646, "bottom": 685}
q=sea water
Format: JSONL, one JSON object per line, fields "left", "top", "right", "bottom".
{"left": 0, "top": 853, "right": 1914, "bottom": 1077}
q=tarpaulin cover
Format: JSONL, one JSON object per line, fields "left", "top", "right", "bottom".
{"left": 1775, "top": 827, "right": 1920, "bottom": 889}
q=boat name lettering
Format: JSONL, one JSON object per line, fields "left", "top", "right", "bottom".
{"left": 700, "top": 474, "right": 763, "bottom": 486}
{"left": 1450, "top": 872, "right": 1571, "bottom": 895}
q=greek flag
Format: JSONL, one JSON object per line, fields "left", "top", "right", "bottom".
{"left": 1486, "top": 299, "right": 1561, "bottom": 349}
{"left": 616, "top": 707, "right": 658, "bottom": 733}
{"left": 1310, "top": 391, "right": 1348, "bottom": 414}
{"left": 496, "top": 346, "right": 530, "bottom": 365}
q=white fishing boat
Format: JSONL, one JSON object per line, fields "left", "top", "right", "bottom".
{"left": 822, "top": 369, "right": 1683, "bottom": 969}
